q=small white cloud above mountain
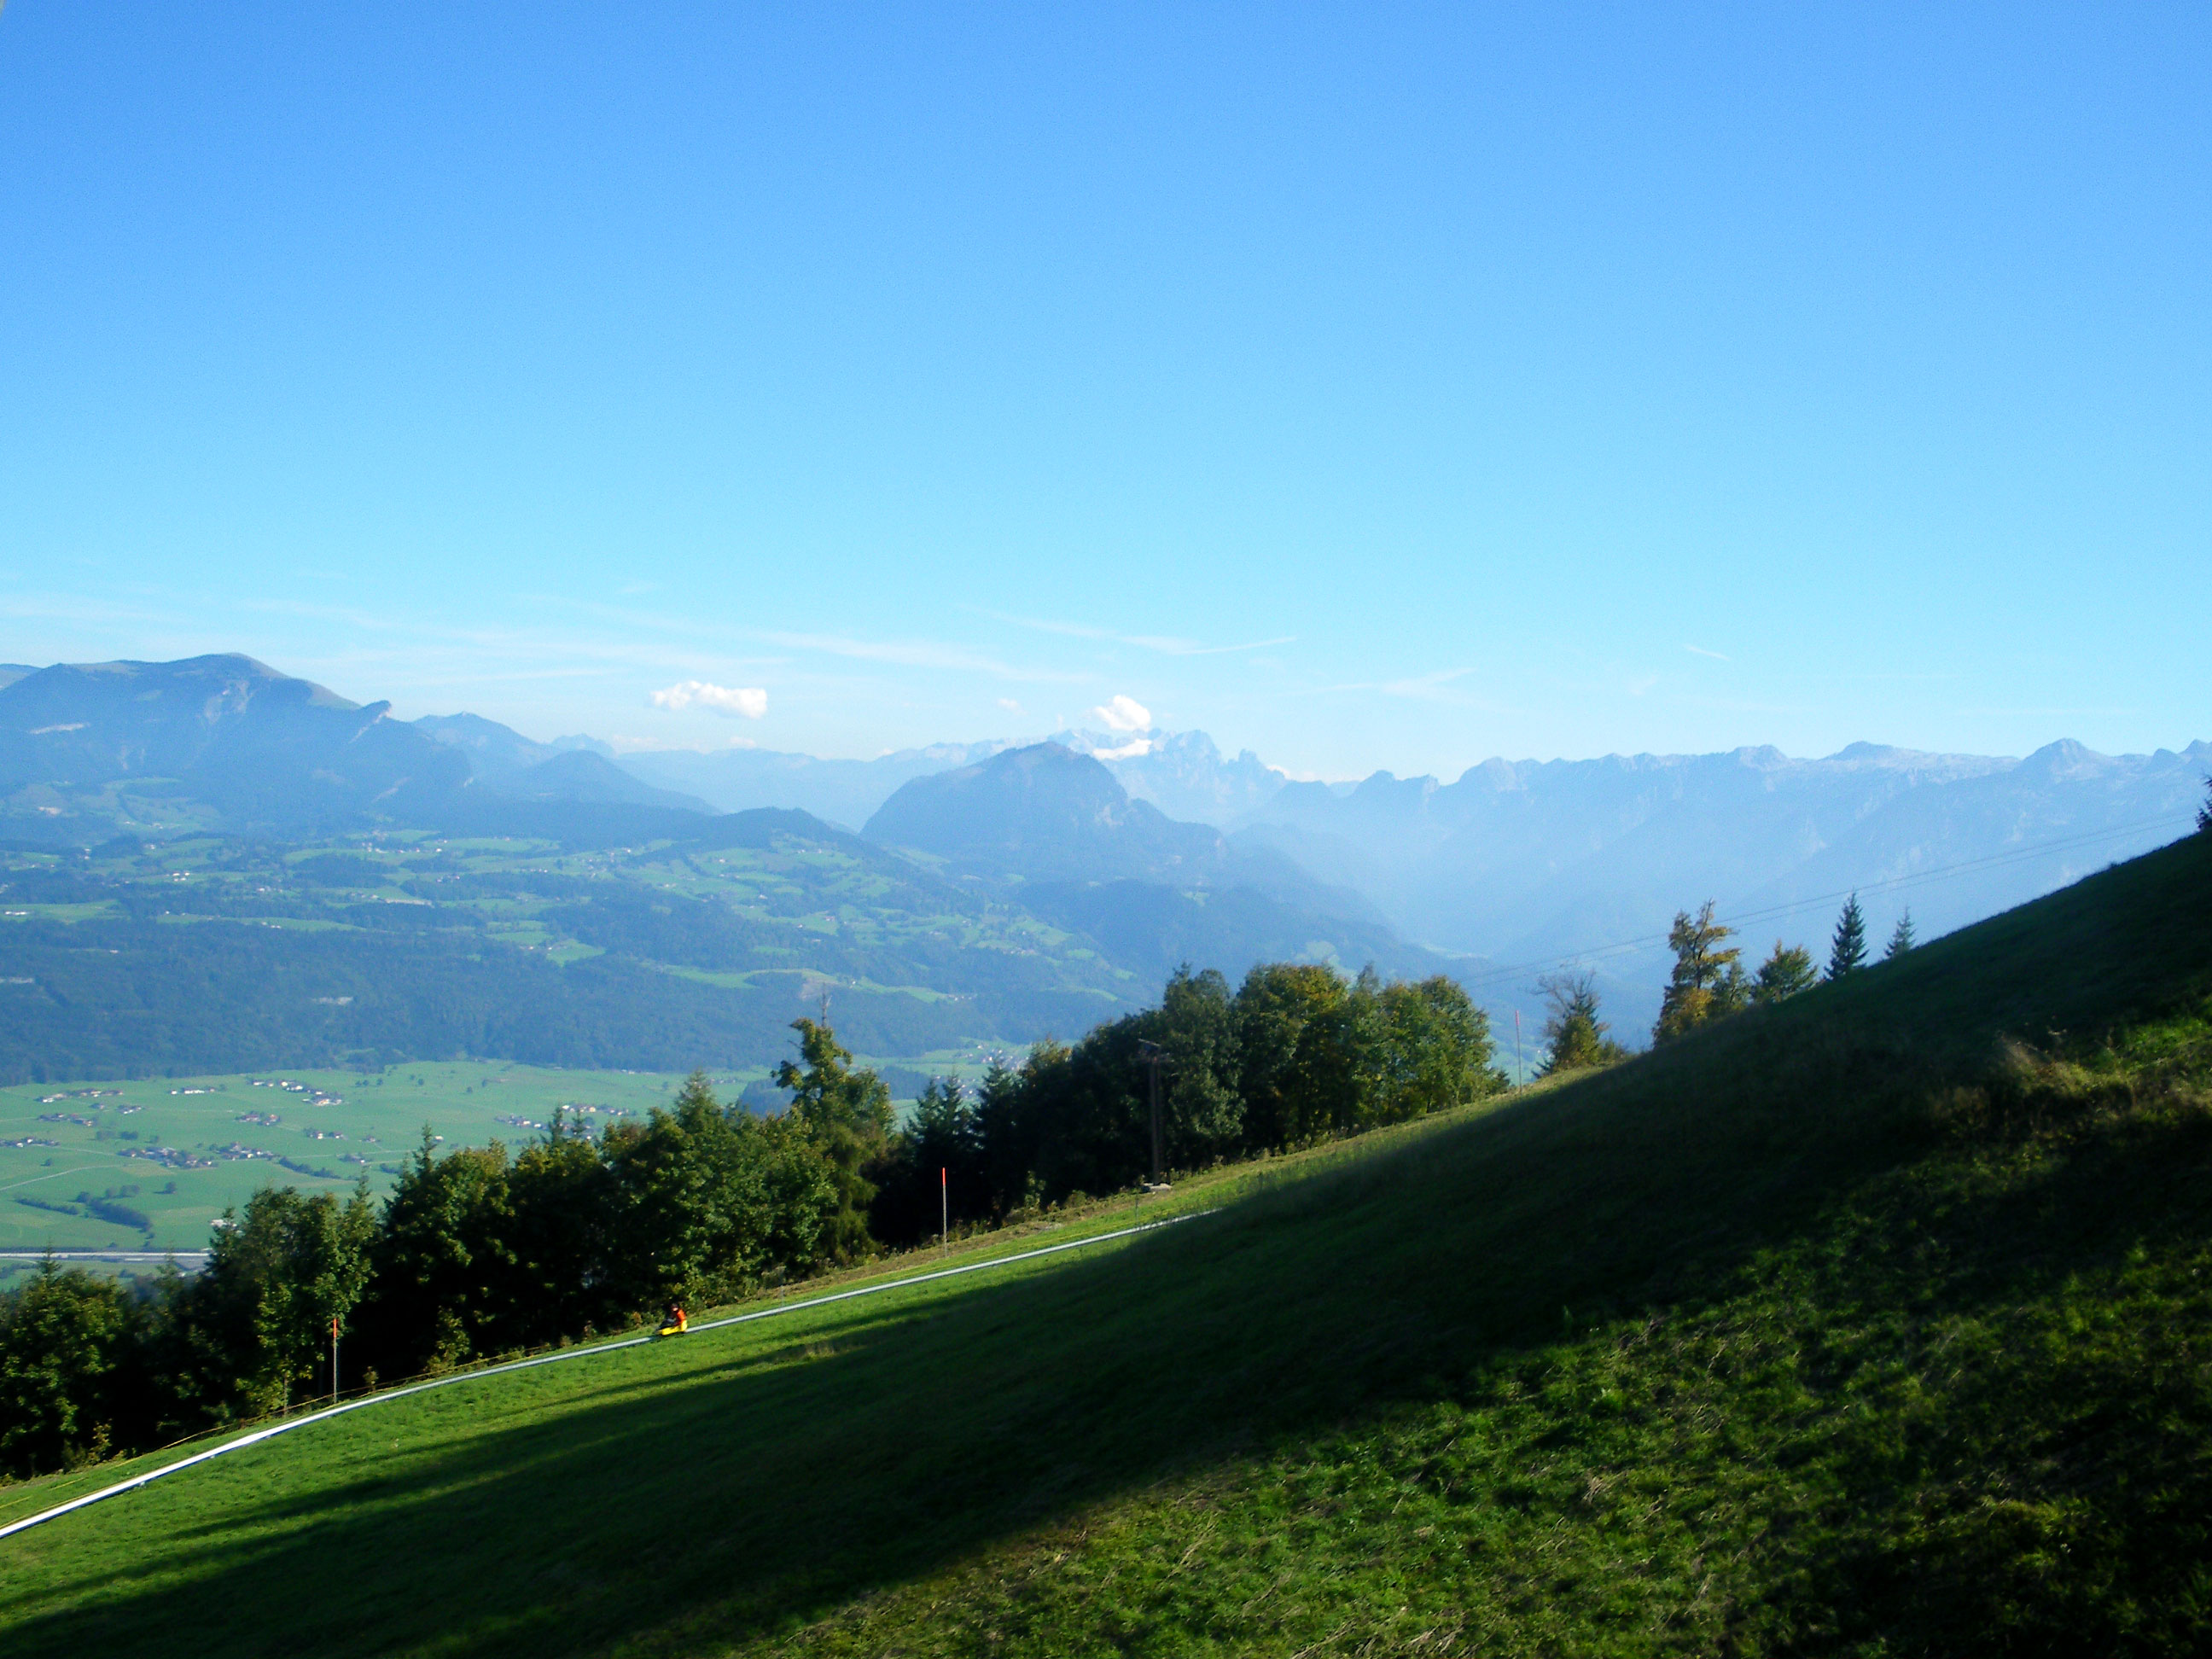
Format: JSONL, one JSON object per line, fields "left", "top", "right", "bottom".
{"left": 997, "top": 697, "right": 1022, "bottom": 713}
{"left": 1092, "top": 694, "right": 1151, "bottom": 732}
{"left": 651, "top": 680, "right": 767, "bottom": 719}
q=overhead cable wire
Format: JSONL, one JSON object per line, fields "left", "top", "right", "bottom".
{"left": 1457, "top": 810, "right": 2196, "bottom": 992}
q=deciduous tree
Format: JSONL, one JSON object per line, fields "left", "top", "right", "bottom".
{"left": 1654, "top": 901, "right": 1748, "bottom": 1043}
{"left": 175, "top": 1182, "right": 375, "bottom": 1421}
{"left": 0, "top": 1260, "right": 136, "bottom": 1476}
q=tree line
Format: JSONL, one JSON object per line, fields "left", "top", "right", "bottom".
{"left": 1532, "top": 892, "right": 1918, "bottom": 1069}
{"left": 0, "top": 961, "right": 1501, "bottom": 1478}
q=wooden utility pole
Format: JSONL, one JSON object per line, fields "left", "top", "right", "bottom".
{"left": 1136, "top": 1040, "right": 1168, "bottom": 1187}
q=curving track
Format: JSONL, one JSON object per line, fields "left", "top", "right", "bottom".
{"left": 0, "top": 1209, "right": 1208, "bottom": 1542}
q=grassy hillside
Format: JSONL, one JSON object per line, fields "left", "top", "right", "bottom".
{"left": 0, "top": 832, "right": 2207, "bottom": 1656}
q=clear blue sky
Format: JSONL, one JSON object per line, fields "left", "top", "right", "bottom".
{"left": 2, "top": 3, "right": 2205, "bottom": 778}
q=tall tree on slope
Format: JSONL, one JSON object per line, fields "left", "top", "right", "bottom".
{"left": 777, "top": 1017, "right": 894, "bottom": 1265}
{"left": 1828, "top": 894, "right": 1869, "bottom": 981}
{"left": 1752, "top": 940, "right": 1820, "bottom": 1005}
{"left": 1654, "top": 901, "right": 1748, "bottom": 1043}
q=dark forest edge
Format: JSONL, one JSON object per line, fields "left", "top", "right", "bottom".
{"left": 0, "top": 960, "right": 1499, "bottom": 1480}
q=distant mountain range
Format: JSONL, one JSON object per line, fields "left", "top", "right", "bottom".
{"left": 1, "top": 653, "right": 2203, "bottom": 1046}
{"left": 1236, "top": 740, "right": 2209, "bottom": 1025}
{"left": 0, "top": 657, "right": 1451, "bottom": 1080}
{"left": 616, "top": 724, "right": 1287, "bottom": 830}
{"left": 0, "top": 655, "right": 469, "bottom": 834}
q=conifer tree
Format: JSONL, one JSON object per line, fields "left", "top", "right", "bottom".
{"left": 1884, "top": 909, "right": 1916, "bottom": 960}
{"left": 1536, "top": 972, "right": 1626, "bottom": 1073}
{"left": 775, "top": 1018, "right": 894, "bottom": 1264}
{"left": 1752, "top": 940, "right": 1819, "bottom": 1004}
{"left": 2199, "top": 776, "right": 2211, "bottom": 833}
{"left": 1827, "top": 894, "right": 1868, "bottom": 981}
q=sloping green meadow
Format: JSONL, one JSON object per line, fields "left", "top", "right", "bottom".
{"left": 0, "top": 833, "right": 2207, "bottom": 1656}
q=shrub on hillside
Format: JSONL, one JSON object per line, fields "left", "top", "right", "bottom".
{"left": 1536, "top": 971, "right": 1629, "bottom": 1074}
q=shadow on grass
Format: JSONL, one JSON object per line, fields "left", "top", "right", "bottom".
{"left": 0, "top": 1087, "right": 1980, "bottom": 1652}
{"left": 2, "top": 836, "right": 2206, "bottom": 1658}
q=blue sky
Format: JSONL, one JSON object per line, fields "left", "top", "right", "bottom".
{"left": 1, "top": 3, "right": 2205, "bottom": 779}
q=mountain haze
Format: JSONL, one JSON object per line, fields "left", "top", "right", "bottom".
{"left": 864, "top": 742, "right": 1444, "bottom": 984}
{"left": 2, "top": 650, "right": 2201, "bottom": 1060}
{"left": 0, "top": 655, "right": 469, "bottom": 835}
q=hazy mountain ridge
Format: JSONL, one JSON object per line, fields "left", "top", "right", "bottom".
{"left": 0, "top": 660, "right": 1446, "bottom": 1078}
{"left": 1241, "top": 739, "right": 2207, "bottom": 958}
{"left": 3, "top": 653, "right": 2201, "bottom": 1046}
{"left": 608, "top": 725, "right": 1288, "bottom": 831}
{"left": 0, "top": 655, "right": 469, "bottom": 836}
{"left": 620, "top": 738, "right": 1017, "bottom": 830}
{"left": 0, "top": 664, "right": 720, "bottom": 841}
{"left": 1047, "top": 725, "right": 1289, "bottom": 824}
{"left": 862, "top": 742, "right": 1440, "bottom": 986}
{"left": 416, "top": 713, "right": 713, "bottom": 813}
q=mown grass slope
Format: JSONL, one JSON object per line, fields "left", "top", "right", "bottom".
{"left": 3, "top": 831, "right": 2209, "bottom": 1656}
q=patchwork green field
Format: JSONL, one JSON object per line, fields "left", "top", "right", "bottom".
{"left": 0, "top": 1064, "right": 699, "bottom": 1262}
{"left": 0, "top": 822, "right": 1135, "bottom": 1087}
{"left": 0, "top": 831, "right": 2205, "bottom": 1656}
{"left": 0, "top": 1047, "right": 1018, "bottom": 1267}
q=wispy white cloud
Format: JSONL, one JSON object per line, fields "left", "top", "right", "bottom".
{"left": 0, "top": 591, "right": 177, "bottom": 628}
{"left": 651, "top": 680, "right": 768, "bottom": 718}
{"left": 975, "top": 608, "right": 1295, "bottom": 657}
{"left": 1684, "top": 644, "right": 1730, "bottom": 661}
{"left": 1301, "top": 667, "right": 1501, "bottom": 710}
{"left": 1091, "top": 693, "right": 1152, "bottom": 732}
{"left": 754, "top": 629, "right": 1093, "bottom": 684}
{"left": 612, "top": 732, "right": 757, "bottom": 754}
{"left": 996, "top": 697, "right": 1023, "bottom": 713}
{"left": 1318, "top": 667, "right": 1474, "bottom": 702}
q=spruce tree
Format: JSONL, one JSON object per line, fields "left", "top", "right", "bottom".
{"left": 1536, "top": 972, "right": 1624, "bottom": 1074}
{"left": 1884, "top": 909, "right": 1916, "bottom": 960}
{"left": 1827, "top": 894, "right": 1868, "bottom": 981}
{"left": 775, "top": 1017, "right": 894, "bottom": 1264}
{"left": 1752, "top": 940, "right": 1819, "bottom": 1004}
{"left": 2199, "top": 776, "right": 2211, "bottom": 833}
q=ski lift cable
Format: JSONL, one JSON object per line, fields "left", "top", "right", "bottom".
{"left": 1456, "top": 809, "right": 2196, "bottom": 992}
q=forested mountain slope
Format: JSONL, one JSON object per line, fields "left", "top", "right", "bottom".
{"left": 0, "top": 663, "right": 1452, "bottom": 1083}
{"left": 3, "top": 829, "right": 2205, "bottom": 1656}
{"left": 0, "top": 813, "right": 1135, "bottom": 1080}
